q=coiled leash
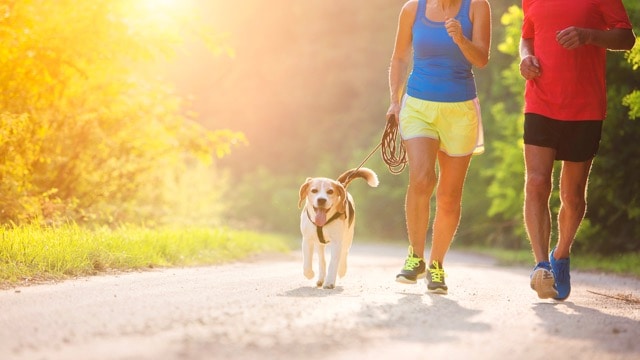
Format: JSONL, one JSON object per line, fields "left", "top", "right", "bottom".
{"left": 380, "top": 114, "right": 407, "bottom": 175}
{"left": 344, "top": 114, "right": 407, "bottom": 183}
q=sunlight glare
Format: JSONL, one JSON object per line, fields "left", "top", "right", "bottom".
{"left": 135, "top": 0, "right": 191, "bottom": 19}
{"left": 128, "top": 0, "right": 196, "bottom": 31}
{"left": 142, "top": 0, "right": 181, "bottom": 12}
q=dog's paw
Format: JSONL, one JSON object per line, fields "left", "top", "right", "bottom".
{"left": 338, "top": 265, "right": 347, "bottom": 278}
{"left": 316, "top": 280, "right": 323, "bottom": 287}
{"left": 323, "top": 283, "right": 336, "bottom": 290}
{"left": 304, "top": 269, "right": 315, "bottom": 279}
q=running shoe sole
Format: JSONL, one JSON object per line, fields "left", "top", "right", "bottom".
{"left": 427, "top": 287, "right": 448, "bottom": 295}
{"left": 396, "top": 272, "right": 426, "bottom": 284}
{"left": 530, "top": 268, "right": 558, "bottom": 299}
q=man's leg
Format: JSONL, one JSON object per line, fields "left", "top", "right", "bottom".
{"left": 556, "top": 160, "right": 592, "bottom": 258}
{"left": 550, "top": 159, "right": 592, "bottom": 300}
{"left": 524, "top": 144, "right": 558, "bottom": 299}
{"left": 524, "top": 144, "right": 556, "bottom": 262}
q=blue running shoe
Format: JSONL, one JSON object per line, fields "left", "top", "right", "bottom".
{"left": 550, "top": 248, "right": 571, "bottom": 301}
{"left": 530, "top": 261, "right": 558, "bottom": 299}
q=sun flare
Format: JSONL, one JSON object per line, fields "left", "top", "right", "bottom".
{"left": 141, "top": 0, "right": 181, "bottom": 12}
{"left": 133, "top": 0, "right": 192, "bottom": 19}
{"left": 126, "top": 0, "right": 196, "bottom": 32}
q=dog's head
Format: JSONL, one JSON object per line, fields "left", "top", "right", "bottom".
{"left": 298, "top": 177, "right": 347, "bottom": 226}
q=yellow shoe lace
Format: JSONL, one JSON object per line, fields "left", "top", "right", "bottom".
{"left": 403, "top": 256, "right": 422, "bottom": 271}
{"left": 429, "top": 261, "right": 446, "bottom": 282}
{"left": 402, "top": 246, "right": 423, "bottom": 270}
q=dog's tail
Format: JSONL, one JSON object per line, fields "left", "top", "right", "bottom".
{"left": 337, "top": 167, "right": 379, "bottom": 189}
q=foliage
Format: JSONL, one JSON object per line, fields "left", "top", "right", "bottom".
{"left": 1, "top": 0, "right": 638, "bottom": 256}
{"left": 185, "top": 0, "right": 639, "bottom": 256}
{"left": 581, "top": 0, "right": 640, "bottom": 254}
{"left": 473, "top": 6, "right": 528, "bottom": 248}
{"left": 0, "top": 0, "right": 244, "bottom": 225}
{"left": 623, "top": 40, "right": 640, "bottom": 119}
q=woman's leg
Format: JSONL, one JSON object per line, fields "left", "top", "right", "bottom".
{"left": 404, "top": 137, "right": 440, "bottom": 258}
{"left": 429, "top": 152, "right": 472, "bottom": 265}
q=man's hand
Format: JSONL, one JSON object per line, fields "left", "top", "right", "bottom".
{"left": 519, "top": 55, "right": 541, "bottom": 80}
{"left": 556, "top": 27, "right": 592, "bottom": 49}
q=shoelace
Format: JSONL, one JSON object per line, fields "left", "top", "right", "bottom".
{"left": 429, "top": 261, "right": 446, "bottom": 282}
{"left": 403, "top": 256, "right": 422, "bottom": 270}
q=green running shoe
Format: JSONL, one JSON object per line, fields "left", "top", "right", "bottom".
{"left": 396, "top": 246, "right": 426, "bottom": 284}
{"left": 427, "top": 260, "right": 448, "bottom": 294}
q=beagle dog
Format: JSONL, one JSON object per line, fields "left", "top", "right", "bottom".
{"left": 298, "top": 167, "right": 378, "bottom": 289}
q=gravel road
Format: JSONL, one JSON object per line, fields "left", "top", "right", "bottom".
{"left": 1, "top": 243, "right": 639, "bottom": 360}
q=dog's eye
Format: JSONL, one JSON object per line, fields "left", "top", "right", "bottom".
{"left": 310, "top": 189, "right": 318, "bottom": 194}
{"left": 327, "top": 189, "right": 334, "bottom": 195}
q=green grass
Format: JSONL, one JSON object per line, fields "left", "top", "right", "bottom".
{"left": 2, "top": 224, "right": 637, "bottom": 288}
{"left": 0, "top": 223, "right": 292, "bottom": 286}
{"left": 463, "top": 246, "right": 640, "bottom": 278}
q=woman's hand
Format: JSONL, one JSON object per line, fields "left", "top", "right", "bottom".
{"left": 386, "top": 102, "right": 401, "bottom": 126}
{"left": 445, "top": 17, "right": 465, "bottom": 44}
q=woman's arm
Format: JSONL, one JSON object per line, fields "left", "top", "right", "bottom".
{"left": 446, "top": 0, "right": 491, "bottom": 68}
{"left": 387, "top": 1, "right": 417, "bottom": 119}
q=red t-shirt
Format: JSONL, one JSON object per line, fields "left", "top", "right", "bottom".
{"left": 521, "top": 0, "right": 632, "bottom": 121}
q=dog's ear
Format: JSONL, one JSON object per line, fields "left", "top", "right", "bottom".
{"left": 298, "top": 178, "right": 312, "bottom": 208}
{"left": 334, "top": 182, "right": 347, "bottom": 214}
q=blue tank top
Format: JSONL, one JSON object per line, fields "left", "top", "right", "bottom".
{"left": 406, "top": 0, "right": 476, "bottom": 102}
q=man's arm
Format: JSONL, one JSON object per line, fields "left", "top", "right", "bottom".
{"left": 519, "top": 38, "right": 540, "bottom": 80}
{"left": 556, "top": 27, "right": 636, "bottom": 51}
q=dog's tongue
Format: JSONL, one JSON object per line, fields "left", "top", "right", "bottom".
{"left": 315, "top": 208, "right": 328, "bottom": 226}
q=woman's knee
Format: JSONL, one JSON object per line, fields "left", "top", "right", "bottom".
{"left": 409, "top": 171, "right": 437, "bottom": 193}
{"left": 436, "top": 191, "right": 463, "bottom": 213}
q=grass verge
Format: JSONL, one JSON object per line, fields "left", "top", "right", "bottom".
{"left": 464, "top": 246, "right": 640, "bottom": 278}
{"left": 0, "top": 223, "right": 291, "bottom": 287}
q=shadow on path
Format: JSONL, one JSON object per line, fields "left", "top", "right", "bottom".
{"left": 533, "top": 301, "right": 640, "bottom": 354}
{"left": 281, "top": 286, "right": 345, "bottom": 297}
{"left": 354, "top": 292, "right": 491, "bottom": 344}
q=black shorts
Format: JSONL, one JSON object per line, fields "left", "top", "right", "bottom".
{"left": 523, "top": 113, "right": 603, "bottom": 162}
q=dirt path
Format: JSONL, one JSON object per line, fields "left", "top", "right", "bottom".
{"left": 1, "top": 243, "right": 639, "bottom": 360}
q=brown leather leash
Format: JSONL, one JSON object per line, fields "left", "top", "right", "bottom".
{"left": 380, "top": 114, "right": 407, "bottom": 175}
{"left": 343, "top": 115, "right": 407, "bottom": 183}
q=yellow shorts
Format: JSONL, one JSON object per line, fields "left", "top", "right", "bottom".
{"left": 399, "top": 95, "right": 485, "bottom": 156}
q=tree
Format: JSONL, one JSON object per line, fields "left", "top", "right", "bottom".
{"left": 0, "top": 0, "right": 244, "bottom": 225}
{"left": 583, "top": 1, "right": 640, "bottom": 254}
